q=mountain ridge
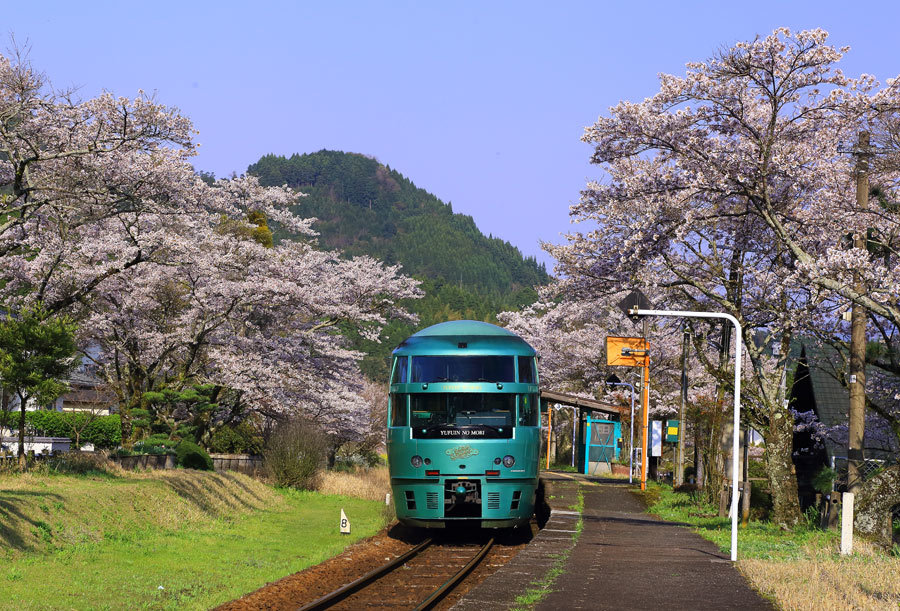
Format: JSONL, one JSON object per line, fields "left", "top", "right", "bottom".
{"left": 247, "top": 149, "right": 550, "bottom": 380}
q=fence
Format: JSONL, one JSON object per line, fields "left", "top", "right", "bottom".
{"left": 108, "top": 452, "right": 264, "bottom": 476}
{"left": 209, "top": 453, "right": 265, "bottom": 477}
{"left": 111, "top": 454, "right": 175, "bottom": 470}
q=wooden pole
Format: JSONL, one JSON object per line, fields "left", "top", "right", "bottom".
{"left": 848, "top": 131, "right": 869, "bottom": 497}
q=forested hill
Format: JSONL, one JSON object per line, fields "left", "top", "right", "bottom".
{"left": 248, "top": 150, "right": 550, "bottom": 379}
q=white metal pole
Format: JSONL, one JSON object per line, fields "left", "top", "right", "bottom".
{"left": 631, "top": 308, "right": 742, "bottom": 562}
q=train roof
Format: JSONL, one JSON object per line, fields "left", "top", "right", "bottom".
{"left": 393, "top": 320, "right": 536, "bottom": 357}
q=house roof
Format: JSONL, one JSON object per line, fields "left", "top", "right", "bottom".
{"left": 794, "top": 341, "right": 899, "bottom": 462}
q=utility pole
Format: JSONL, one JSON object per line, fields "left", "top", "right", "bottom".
{"left": 675, "top": 329, "right": 689, "bottom": 487}
{"left": 848, "top": 131, "right": 870, "bottom": 497}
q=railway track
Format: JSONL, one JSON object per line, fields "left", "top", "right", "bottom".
{"left": 299, "top": 536, "right": 495, "bottom": 611}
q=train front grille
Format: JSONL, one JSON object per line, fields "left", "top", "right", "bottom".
{"left": 487, "top": 491, "right": 501, "bottom": 510}
{"left": 426, "top": 492, "right": 439, "bottom": 510}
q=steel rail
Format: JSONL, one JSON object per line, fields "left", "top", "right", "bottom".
{"left": 412, "top": 537, "right": 495, "bottom": 611}
{"left": 297, "top": 537, "right": 433, "bottom": 611}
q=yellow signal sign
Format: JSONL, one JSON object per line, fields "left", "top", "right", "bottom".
{"left": 606, "top": 336, "right": 649, "bottom": 367}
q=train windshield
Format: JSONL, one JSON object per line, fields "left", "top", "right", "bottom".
{"left": 410, "top": 393, "right": 515, "bottom": 439}
{"left": 411, "top": 356, "right": 515, "bottom": 383}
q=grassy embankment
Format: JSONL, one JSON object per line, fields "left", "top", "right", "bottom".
{"left": 0, "top": 464, "right": 391, "bottom": 610}
{"left": 639, "top": 483, "right": 900, "bottom": 611}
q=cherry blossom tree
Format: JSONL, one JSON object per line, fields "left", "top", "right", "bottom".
{"left": 545, "top": 28, "right": 900, "bottom": 527}
{"left": 0, "top": 49, "right": 421, "bottom": 448}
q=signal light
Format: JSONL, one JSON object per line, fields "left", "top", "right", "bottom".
{"left": 485, "top": 470, "right": 500, "bottom": 476}
{"left": 425, "top": 470, "right": 439, "bottom": 476}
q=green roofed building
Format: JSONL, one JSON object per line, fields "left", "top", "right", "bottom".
{"left": 790, "top": 341, "right": 899, "bottom": 507}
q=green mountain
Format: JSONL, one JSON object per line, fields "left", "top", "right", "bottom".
{"left": 248, "top": 150, "right": 550, "bottom": 380}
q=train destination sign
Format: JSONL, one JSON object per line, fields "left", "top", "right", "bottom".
{"left": 412, "top": 424, "right": 512, "bottom": 439}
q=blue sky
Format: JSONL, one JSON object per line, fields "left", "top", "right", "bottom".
{"left": 8, "top": 1, "right": 900, "bottom": 270}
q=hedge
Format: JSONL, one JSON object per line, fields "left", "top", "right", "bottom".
{"left": 22, "top": 411, "right": 122, "bottom": 449}
{"left": 175, "top": 440, "right": 214, "bottom": 470}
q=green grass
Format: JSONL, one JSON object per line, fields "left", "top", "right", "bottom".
{"left": 1, "top": 472, "right": 386, "bottom": 610}
{"left": 638, "top": 482, "right": 839, "bottom": 560}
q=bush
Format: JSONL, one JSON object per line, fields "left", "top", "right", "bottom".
{"left": 812, "top": 466, "right": 837, "bottom": 495}
{"left": 208, "top": 422, "right": 263, "bottom": 455}
{"left": 175, "top": 440, "right": 214, "bottom": 470}
{"left": 333, "top": 441, "right": 381, "bottom": 470}
{"left": 24, "top": 411, "right": 122, "bottom": 449}
{"left": 264, "top": 419, "right": 328, "bottom": 490}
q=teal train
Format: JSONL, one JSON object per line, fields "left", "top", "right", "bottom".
{"left": 388, "top": 320, "right": 541, "bottom": 529}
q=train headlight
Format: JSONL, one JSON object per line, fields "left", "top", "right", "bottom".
{"left": 424, "top": 457, "right": 431, "bottom": 465}
{"left": 493, "top": 457, "right": 502, "bottom": 465}
{"left": 502, "top": 455, "right": 515, "bottom": 468}
{"left": 411, "top": 455, "right": 424, "bottom": 468}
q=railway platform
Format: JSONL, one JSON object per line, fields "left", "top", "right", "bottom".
{"left": 452, "top": 471, "right": 773, "bottom": 610}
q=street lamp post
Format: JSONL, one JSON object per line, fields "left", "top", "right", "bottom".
{"left": 629, "top": 307, "right": 743, "bottom": 562}
{"left": 606, "top": 380, "right": 636, "bottom": 483}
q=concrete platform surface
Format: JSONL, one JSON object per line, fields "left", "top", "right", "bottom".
{"left": 452, "top": 473, "right": 773, "bottom": 610}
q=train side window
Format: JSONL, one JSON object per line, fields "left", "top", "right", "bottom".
{"left": 390, "top": 393, "right": 408, "bottom": 426}
{"left": 518, "top": 393, "right": 539, "bottom": 426}
{"left": 518, "top": 357, "right": 536, "bottom": 384}
{"left": 392, "top": 356, "right": 408, "bottom": 384}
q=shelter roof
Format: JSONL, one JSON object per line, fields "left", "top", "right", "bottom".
{"left": 540, "top": 389, "right": 628, "bottom": 418}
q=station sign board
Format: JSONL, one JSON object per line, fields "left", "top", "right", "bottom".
{"left": 666, "top": 419, "right": 679, "bottom": 443}
{"left": 606, "top": 336, "right": 649, "bottom": 367}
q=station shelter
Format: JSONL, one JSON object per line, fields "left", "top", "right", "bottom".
{"left": 539, "top": 390, "right": 629, "bottom": 475}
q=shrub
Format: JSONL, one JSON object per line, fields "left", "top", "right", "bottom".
{"left": 208, "top": 422, "right": 263, "bottom": 455}
{"left": 812, "top": 466, "right": 837, "bottom": 495}
{"left": 333, "top": 441, "right": 381, "bottom": 470}
{"left": 264, "top": 419, "right": 328, "bottom": 490}
{"left": 175, "top": 440, "right": 214, "bottom": 471}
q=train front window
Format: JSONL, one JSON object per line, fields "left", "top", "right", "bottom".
{"left": 410, "top": 393, "right": 514, "bottom": 439}
{"left": 518, "top": 357, "right": 536, "bottom": 383}
{"left": 391, "top": 356, "right": 408, "bottom": 384}
{"left": 390, "top": 393, "right": 408, "bottom": 426}
{"left": 411, "top": 356, "right": 515, "bottom": 383}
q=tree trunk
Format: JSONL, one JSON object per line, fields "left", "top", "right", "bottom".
{"left": 694, "top": 431, "right": 704, "bottom": 487}
{"left": 764, "top": 408, "right": 802, "bottom": 528}
{"left": 854, "top": 464, "right": 900, "bottom": 549}
{"left": 701, "top": 400, "right": 725, "bottom": 505}
{"left": 17, "top": 394, "right": 27, "bottom": 469}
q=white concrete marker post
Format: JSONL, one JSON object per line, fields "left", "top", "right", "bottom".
{"left": 340, "top": 508, "right": 351, "bottom": 534}
{"left": 630, "top": 308, "right": 743, "bottom": 562}
{"left": 841, "top": 492, "right": 854, "bottom": 555}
